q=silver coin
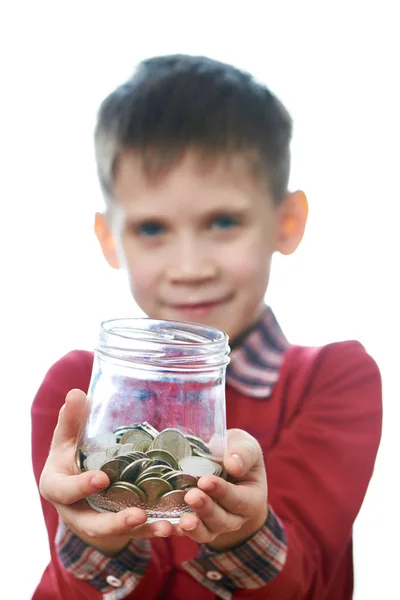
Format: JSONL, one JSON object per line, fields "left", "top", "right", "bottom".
{"left": 105, "top": 444, "right": 122, "bottom": 459}
{"left": 133, "top": 439, "right": 152, "bottom": 452}
{"left": 85, "top": 450, "right": 107, "bottom": 471}
{"left": 135, "top": 472, "right": 163, "bottom": 486}
{"left": 156, "top": 489, "right": 188, "bottom": 510}
{"left": 100, "top": 456, "right": 132, "bottom": 484}
{"left": 146, "top": 449, "right": 179, "bottom": 469}
{"left": 75, "top": 447, "right": 86, "bottom": 470}
{"left": 186, "top": 435, "right": 211, "bottom": 455}
{"left": 107, "top": 482, "right": 146, "bottom": 507}
{"left": 120, "top": 458, "right": 153, "bottom": 484}
{"left": 125, "top": 451, "right": 149, "bottom": 461}
{"left": 117, "top": 443, "right": 136, "bottom": 455}
{"left": 139, "top": 422, "right": 159, "bottom": 437}
{"left": 142, "top": 464, "right": 174, "bottom": 477}
{"left": 138, "top": 478, "right": 173, "bottom": 504}
{"left": 113, "top": 427, "right": 134, "bottom": 443}
{"left": 151, "top": 429, "right": 191, "bottom": 462}
{"left": 164, "top": 472, "right": 198, "bottom": 490}
{"left": 178, "top": 456, "right": 221, "bottom": 477}
{"left": 85, "top": 493, "right": 111, "bottom": 513}
{"left": 150, "top": 457, "right": 176, "bottom": 469}
{"left": 135, "top": 467, "right": 171, "bottom": 485}
{"left": 120, "top": 429, "right": 154, "bottom": 446}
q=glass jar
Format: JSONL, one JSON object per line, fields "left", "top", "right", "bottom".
{"left": 76, "top": 318, "right": 230, "bottom": 522}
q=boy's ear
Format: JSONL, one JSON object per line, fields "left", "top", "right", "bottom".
{"left": 94, "top": 212, "right": 120, "bottom": 269}
{"left": 275, "top": 190, "right": 308, "bottom": 255}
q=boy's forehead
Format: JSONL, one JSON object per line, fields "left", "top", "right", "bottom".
{"left": 113, "top": 149, "right": 270, "bottom": 202}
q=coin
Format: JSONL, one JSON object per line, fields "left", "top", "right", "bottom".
{"left": 113, "top": 427, "right": 135, "bottom": 443}
{"left": 106, "top": 444, "right": 121, "bottom": 459}
{"left": 139, "top": 422, "right": 159, "bottom": 437}
{"left": 186, "top": 435, "right": 211, "bottom": 455}
{"left": 178, "top": 456, "right": 221, "bottom": 477}
{"left": 117, "top": 443, "right": 136, "bottom": 455}
{"left": 100, "top": 456, "right": 132, "bottom": 484}
{"left": 133, "top": 439, "right": 152, "bottom": 452}
{"left": 141, "top": 464, "right": 174, "bottom": 477}
{"left": 125, "top": 451, "right": 149, "bottom": 460}
{"left": 151, "top": 429, "right": 191, "bottom": 462}
{"left": 75, "top": 448, "right": 86, "bottom": 470}
{"left": 146, "top": 449, "right": 179, "bottom": 469}
{"left": 120, "top": 429, "right": 154, "bottom": 447}
{"left": 120, "top": 458, "right": 153, "bottom": 483}
{"left": 107, "top": 482, "right": 146, "bottom": 507}
{"left": 156, "top": 490, "right": 188, "bottom": 511}
{"left": 135, "top": 472, "right": 164, "bottom": 486}
{"left": 79, "top": 422, "right": 226, "bottom": 517}
{"left": 85, "top": 450, "right": 107, "bottom": 471}
{"left": 138, "top": 478, "right": 173, "bottom": 504}
{"left": 163, "top": 472, "right": 198, "bottom": 490}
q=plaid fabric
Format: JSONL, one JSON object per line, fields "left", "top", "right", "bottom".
{"left": 227, "top": 306, "right": 289, "bottom": 398}
{"left": 56, "top": 520, "right": 150, "bottom": 599}
{"left": 183, "top": 507, "right": 287, "bottom": 600}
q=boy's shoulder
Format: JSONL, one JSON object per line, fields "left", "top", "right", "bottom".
{"left": 46, "top": 349, "right": 94, "bottom": 384}
{"left": 279, "top": 339, "right": 381, "bottom": 410}
{"left": 33, "top": 350, "right": 94, "bottom": 411}
{"left": 284, "top": 339, "right": 379, "bottom": 377}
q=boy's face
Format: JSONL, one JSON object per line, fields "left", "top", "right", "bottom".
{"left": 97, "top": 152, "right": 306, "bottom": 342}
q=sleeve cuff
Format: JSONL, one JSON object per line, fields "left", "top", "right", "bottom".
{"left": 55, "top": 519, "right": 151, "bottom": 599}
{"left": 182, "top": 506, "right": 287, "bottom": 600}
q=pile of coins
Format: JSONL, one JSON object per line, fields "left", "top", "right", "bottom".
{"left": 76, "top": 422, "right": 224, "bottom": 518}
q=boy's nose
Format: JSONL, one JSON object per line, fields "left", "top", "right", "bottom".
{"left": 165, "top": 241, "right": 217, "bottom": 284}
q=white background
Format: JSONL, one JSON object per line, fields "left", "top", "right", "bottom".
{"left": 1, "top": 1, "right": 399, "bottom": 598}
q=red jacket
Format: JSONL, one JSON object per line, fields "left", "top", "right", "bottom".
{"left": 31, "top": 341, "right": 382, "bottom": 599}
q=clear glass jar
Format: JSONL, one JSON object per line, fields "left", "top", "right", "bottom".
{"left": 76, "top": 318, "right": 230, "bottom": 522}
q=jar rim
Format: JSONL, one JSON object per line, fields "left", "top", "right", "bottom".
{"left": 96, "top": 317, "right": 230, "bottom": 371}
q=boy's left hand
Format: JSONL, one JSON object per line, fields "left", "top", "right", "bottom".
{"left": 179, "top": 429, "right": 268, "bottom": 550}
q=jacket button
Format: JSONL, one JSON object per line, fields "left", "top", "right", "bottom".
{"left": 206, "top": 570, "right": 223, "bottom": 581}
{"left": 106, "top": 575, "right": 122, "bottom": 587}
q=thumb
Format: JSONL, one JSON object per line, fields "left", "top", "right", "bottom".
{"left": 50, "top": 389, "right": 89, "bottom": 450}
{"left": 224, "top": 428, "right": 263, "bottom": 479}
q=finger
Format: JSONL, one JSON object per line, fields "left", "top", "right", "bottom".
{"left": 197, "top": 474, "right": 264, "bottom": 517}
{"left": 62, "top": 503, "right": 147, "bottom": 538}
{"left": 224, "top": 429, "right": 264, "bottom": 480}
{"left": 181, "top": 486, "right": 243, "bottom": 536}
{"left": 51, "top": 389, "right": 89, "bottom": 450}
{"left": 41, "top": 469, "right": 109, "bottom": 504}
{"left": 68, "top": 504, "right": 174, "bottom": 540}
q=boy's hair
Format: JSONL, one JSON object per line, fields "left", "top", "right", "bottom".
{"left": 95, "top": 54, "right": 293, "bottom": 205}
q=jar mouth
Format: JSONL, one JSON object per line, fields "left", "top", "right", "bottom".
{"left": 96, "top": 318, "right": 230, "bottom": 371}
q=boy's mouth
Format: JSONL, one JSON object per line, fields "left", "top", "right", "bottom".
{"left": 168, "top": 298, "right": 229, "bottom": 318}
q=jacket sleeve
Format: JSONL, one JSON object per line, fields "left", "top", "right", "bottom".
{"left": 250, "top": 341, "right": 382, "bottom": 599}
{"left": 31, "top": 351, "right": 171, "bottom": 600}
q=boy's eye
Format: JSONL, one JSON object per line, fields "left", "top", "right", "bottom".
{"left": 135, "top": 221, "right": 165, "bottom": 237}
{"left": 209, "top": 215, "right": 240, "bottom": 230}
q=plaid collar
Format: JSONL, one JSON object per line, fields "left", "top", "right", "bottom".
{"left": 226, "top": 306, "right": 289, "bottom": 399}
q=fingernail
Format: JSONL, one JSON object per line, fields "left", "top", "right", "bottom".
{"left": 232, "top": 453, "right": 245, "bottom": 471}
{"left": 200, "top": 480, "right": 216, "bottom": 492}
{"left": 90, "top": 475, "right": 105, "bottom": 488}
{"left": 126, "top": 516, "right": 139, "bottom": 526}
{"left": 182, "top": 521, "right": 197, "bottom": 531}
{"left": 155, "top": 529, "right": 168, "bottom": 537}
{"left": 190, "top": 497, "right": 204, "bottom": 508}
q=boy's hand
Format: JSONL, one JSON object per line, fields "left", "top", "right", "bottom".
{"left": 179, "top": 430, "right": 268, "bottom": 550}
{"left": 39, "top": 389, "right": 182, "bottom": 556}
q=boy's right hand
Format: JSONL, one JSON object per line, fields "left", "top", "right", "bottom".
{"left": 39, "top": 389, "right": 181, "bottom": 556}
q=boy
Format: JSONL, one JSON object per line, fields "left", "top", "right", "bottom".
{"left": 32, "top": 54, "right": 382, "bottom": 600}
